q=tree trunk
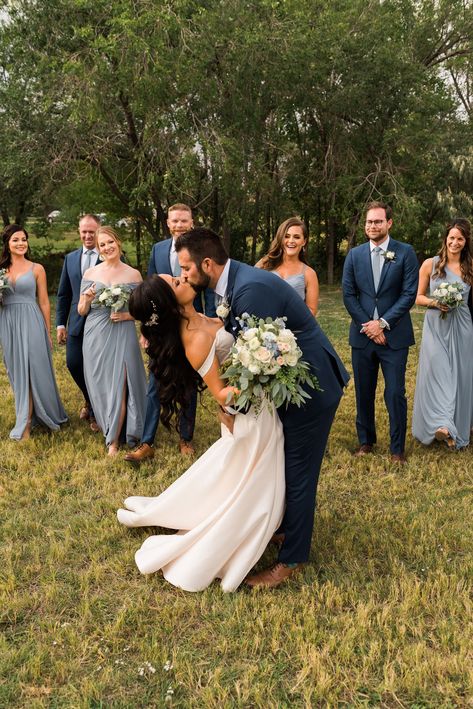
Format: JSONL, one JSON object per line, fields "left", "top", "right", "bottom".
{"left": 134, "top": 219, "right": 142, "bottom": 271}
{"left": 326, "top": 216, "right": 336, "bottom": 285}
{"left": 250, "top": 190, "right": 260, "bottom": 264}
{"left": 347, "top": 211, "right": 361, "bottom": 252}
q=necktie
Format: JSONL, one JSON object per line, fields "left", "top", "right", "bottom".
{"left": 171, "top": 250, "right": 181, "bottom": 277}
{"left": 82, "top": 249, "right": 94, "bottom": 275}
{"left": 372, "top": 246, "right": 382, "bottom": 318}
{"left": 215, "top": 293, "right": 223, "bottom": 309}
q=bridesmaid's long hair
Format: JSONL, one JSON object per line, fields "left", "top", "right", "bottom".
{"left": 434, "top": 218, "right": 473, "bottom": 285}
{"left": 128, "top": 275, "right": 204, "bottom": 431}
{"left": 0, "top": 224, "right": 30, "bottom": 269}
{"left": 257, "top": 217, "right": 308, "bottom": 271}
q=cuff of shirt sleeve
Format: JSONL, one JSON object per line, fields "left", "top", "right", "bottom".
{"left": 379, "top": 318, "right": 390, "bottom": 330}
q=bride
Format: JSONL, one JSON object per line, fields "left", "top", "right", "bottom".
{"left": 117, "top": 274, "right": 285, "bottom": 592}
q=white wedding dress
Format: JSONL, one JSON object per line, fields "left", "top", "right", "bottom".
{"left": 117, "top": 327, "right": 285, "bottom": 592}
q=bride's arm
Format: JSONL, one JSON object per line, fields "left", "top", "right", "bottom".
{"left": 185, "top": 331, "right": 238, "bottom": 407}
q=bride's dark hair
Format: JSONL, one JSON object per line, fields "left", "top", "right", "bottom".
{"left": 128, "top": 275, "right": 204, "bottom": 431}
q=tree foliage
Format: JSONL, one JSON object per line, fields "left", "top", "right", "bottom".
{"left": 1, "top": 0, "right": 473, "bottom": 279}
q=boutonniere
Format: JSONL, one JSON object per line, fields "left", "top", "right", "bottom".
{"left": 383, "top": 251, "right": 396, "bottom": 262}
{"left": 216, "top": 297, "right": 230, "bottom": 320}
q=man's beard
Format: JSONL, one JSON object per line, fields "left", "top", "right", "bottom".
{"left": 189, "top": 266, "right": 210, "bottom": 292}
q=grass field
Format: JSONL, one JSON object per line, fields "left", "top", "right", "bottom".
{"left": 1, "top": 289, "right": 472, "bottom": 708}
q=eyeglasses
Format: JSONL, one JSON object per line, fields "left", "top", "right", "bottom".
{"left": 365, "top": 220, "right": 386, "bottom": 226}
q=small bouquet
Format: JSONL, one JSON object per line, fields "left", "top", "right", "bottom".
{"left": 221, "top": 313, "right": 320, "bottom": 414}
{"left": 0, "top": 268, "right": 12, "bottom": 305}
{"left": 94, "top": 284, "right": 133, "bottom": 315}
{"left": 432, "top": 281, "right": 464, "bottom": 319}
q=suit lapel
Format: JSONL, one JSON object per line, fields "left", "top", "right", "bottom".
{"left": 364, "top": 242, "right": 376, "bottom": 293}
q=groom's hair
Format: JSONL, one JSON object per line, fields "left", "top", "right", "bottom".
{"left": 175, "top": 227, "right": 228, "bottom": 266}
{"left": 366, "top": 200, "right": 393, "bottom": 220}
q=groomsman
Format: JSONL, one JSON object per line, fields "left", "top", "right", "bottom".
{"left": 57, "top": 214, "right": 101, "bottom": 431}
{"left": 342, "top": 201, "right": 419, "bottom": 463}
{"left": 124, "top": 203, "right": 216, "bottom": 463}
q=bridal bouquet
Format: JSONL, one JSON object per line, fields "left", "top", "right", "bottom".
{"left": 432, "top": 281, "right": 464, "bottom": 319}
{"left": 0, "top": 268, "right": 12, "bottom": 305}
{"left": 94, "top": 284, "right": 133, "bottom": 313}
{"left": 221, "top": 313, "right": 320, "bottom": 413}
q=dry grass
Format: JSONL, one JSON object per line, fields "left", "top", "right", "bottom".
{"left": 1, "top": 288, "right": 472, "bottom": 708}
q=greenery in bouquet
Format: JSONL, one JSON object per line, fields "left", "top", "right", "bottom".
{"left": 93, "top": 284, "right": 133, "bottom": 313}
{"left": 221, "top": 313, "right": 320, "bottom": 414}
{"left": 432, "top": 281, "right": 464, "bottom": 319}
{"left": 0, "top": 268, "right": 12, "bottom": 305}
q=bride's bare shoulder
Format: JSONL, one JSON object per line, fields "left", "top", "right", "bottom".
{"left": 184, "top": 328, "right": 216, "bottom": 371}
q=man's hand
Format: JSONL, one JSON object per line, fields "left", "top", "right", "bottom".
{"left": 372, "top": 332, "right": 387, "bottom": 346}
{"left": 57, "top": 326, "right": 67, "bottom": 345}
{"left": 361, "top": 319, "right": 383, "bottom": 339}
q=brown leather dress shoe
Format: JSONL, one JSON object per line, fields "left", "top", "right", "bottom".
{"left": 179, "top": 439, "right": 195, "bottom": 456}
{"left": 124, "top": 443, "right": 155, "bottom": 463}
{"left": 89, "top": 418, "right": 100, "bottom": 433}
{"left": 391, "top": 453, "right": 407, "bottom": 464}
{"left": 245, "top": 562, "right": 301, "bottom": 589}
{"left": 79, "top": 404, "right": 90, "bottom": 421}
{"left": 270, "top": 533, "right": 285, "bottom": 547}
{"left": 353, "top": 444, "right": 373, "bottom": 456}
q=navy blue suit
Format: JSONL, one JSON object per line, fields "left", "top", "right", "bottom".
{"left": 225, "top": 260, "right": 349, "bottom": 564}
{"left": 342, "top": 238, "right": 419, "bottom": 453}
{"left": 141, "top": 239, "right": 216, "bottom": 445}
{"left": 56, "top": 248, "right": 97, "bottom": 408}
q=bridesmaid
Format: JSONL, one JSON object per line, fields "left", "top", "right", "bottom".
{"left": 78, "top": 226, "right": 147, "bottom": 456}
{"left": 256, "top": 217, "right": 319, "bottom": 315}
{"left": 0, "top": 224, "right": 67, "bottom": 439}
{"left": 412, "top": 218, "right": 473, "bottom": 449}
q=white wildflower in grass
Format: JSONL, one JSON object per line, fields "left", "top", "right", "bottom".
{"left": 164, "top": 661, "right": 173, "bottom": 671}
{"left": 221, "top": 314, "right": 321, "bottom": 414}
{"left": 0, "top": 268, "right": 12, "bottom": 305}
{"left": 93, "top": 284, "right": 133, "bottom": 316}
{"left": 432, "top": 281, "right": 465, "bottom": 319}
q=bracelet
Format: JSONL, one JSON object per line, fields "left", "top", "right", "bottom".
{"left": 427, "top": 299, "right": 436, "bottom": 308}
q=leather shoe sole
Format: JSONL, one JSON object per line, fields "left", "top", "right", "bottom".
{"left": 391, "top": 453, "right": 407, "bottom": 464}
{"left": 79, "top": 405, "right": 90, "bottom": 421}
{"left": 89, "top": 419, "right": 100, "bottom": 433}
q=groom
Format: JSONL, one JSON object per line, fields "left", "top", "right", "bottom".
{"left": 176, "top": 227, "right": 349, "bottom": 588}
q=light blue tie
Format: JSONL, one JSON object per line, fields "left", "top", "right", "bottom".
{"left": 171, "top": 251, "right": 181, "bottom": 277}
{"left": 372, "top": 246, "right": 382, "bottom": 318}
{"left": 82, "top": 249, "right": 95, "bottom": 275}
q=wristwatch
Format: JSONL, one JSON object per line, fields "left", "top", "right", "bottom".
{"left": 378, "top": 319, "right": 387, "bottom": 330}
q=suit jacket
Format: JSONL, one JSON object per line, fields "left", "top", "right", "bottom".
{"left": 56, "top": 248, "right": 99, "bottom": 337}
{"left": 342, "top": 238, "right": 419, "bottom": 350}
{"left": 225, "top": 260, "right": 349, "bottom": 411}
{"left": 468, "top": 286, "right": 473, "bottom": 322}
{"left": 148, "top": 238, "right": 216, "bottom": 316}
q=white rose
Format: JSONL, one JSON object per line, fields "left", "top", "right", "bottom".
{"left": 112, "top": 287, "right": 122, "bottom": 295}
{"left": 254, "top": 347, "right": 272, "bottom": 363}
{"left": 277, "top": 341, "right": 290, "bottom": 353}
{"left": 248, "top": 362, "right": 261, "bottom": 375}
{"left": 277, "top": 329, "right": 294, "bottom": 343}
{"left": 285, "top": 352, "right": 299, "bottom": 366}
{"left": 216, "top": 303, "right": 229, "bottom": 319}
{"left": 248, "top": 337, "right": 261, "bottom": 351}
{"left": 237, "top": 348, "right": 251, "bottom": 368}
{"left": 456, "top": 293, "right": 463, "bottom": 301}
{"left": 242, "top": 328, "right": 258, "bottom": 341}
{"left": 99, "top": 292, "right": 108, "bottom": 302}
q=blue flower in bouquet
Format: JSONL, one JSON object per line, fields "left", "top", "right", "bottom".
{"left": 222, "top": 314, "right": 321, "bottom": 414}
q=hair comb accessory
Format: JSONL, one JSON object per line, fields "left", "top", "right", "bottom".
{"left": 145, "top": 300, "right": 159, "bottom": 327}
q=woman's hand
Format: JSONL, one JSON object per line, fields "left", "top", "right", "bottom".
{"left": 429, "top": 299, "right": 450, "bottom": 312}
{"left": 84, "top": 284, "right": 96, "bottom": 302}
{"left": 218, "top": 406, "right": 235, "bottom": 433}
{"left": 110, "top": 311, "right": 133, "bottom": 322}
{"left": 216, "top": 385, "right": 240, "bottom": 407}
